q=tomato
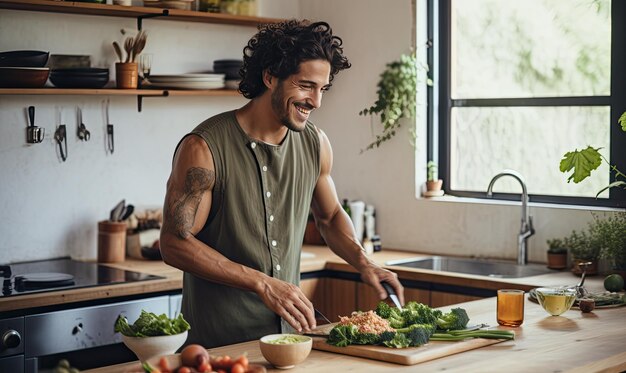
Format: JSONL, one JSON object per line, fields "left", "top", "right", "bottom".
{"left": 197, "top": 361, "right": 211, "bottom": 373}
{"left": 234, "top": 355, "right": 249, "bottom": 369}
{"left": 211, "top": 355, "right": 234, "bottom": 370}
{"left": 158, "top": 356, "right": 171, "bottom": 372}
{"left": 177, "top": 367, "right": 191, "bottom": 373}
{"left": 231, "top": 362, "right": 245, "bottom": 373}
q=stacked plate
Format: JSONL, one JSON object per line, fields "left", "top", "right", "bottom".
{"left": 50, "top": 68, "right": 109, "bottom": 88}
{"left": 0, "top": 50, "right": 50, "bottom": 88}
{"left": 213, "top": 59, "right": 242, "bottom": 91}
{"left": 145, "top": 73, "right": 225, "bottom": 90}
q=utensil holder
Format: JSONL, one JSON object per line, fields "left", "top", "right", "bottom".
{"left": 98, "top": 220, "right": 127, "bottom": 263}
{"left": 115, "top": 62, "right": 138, "bottom": 89}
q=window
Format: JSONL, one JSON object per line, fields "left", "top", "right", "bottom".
{"left": 430, "top": 0, "right": 626, "bottom": 207}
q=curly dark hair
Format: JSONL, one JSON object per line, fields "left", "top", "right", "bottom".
{"left": 239, "top": 19, "right": 351, "bottom": 99}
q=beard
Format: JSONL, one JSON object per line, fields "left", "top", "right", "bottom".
{"left": 270, "top": 81, "right": 308, "bottom": 132}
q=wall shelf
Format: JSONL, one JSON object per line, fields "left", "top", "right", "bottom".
{"left": 0, "top": 0, "right": 283, "bottom": 28}
{"left": 0, "top": 88, "right": 241, "bottom": 111}
{"left": 0, "top": 0, "right": 262, "bottom": 110}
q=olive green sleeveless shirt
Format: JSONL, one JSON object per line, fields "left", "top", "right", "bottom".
{"left": 179, "top": 110, "right": 320, "bottom": 348}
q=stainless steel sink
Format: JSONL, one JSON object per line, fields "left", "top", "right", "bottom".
{"left": 386, "top": 256, "right": 558, "bottom": 278}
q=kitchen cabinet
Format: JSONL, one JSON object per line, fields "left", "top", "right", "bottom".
{"left": 316, "top": 278, "right": 357, "bottom": 322}
{"left": 430, "top": 291, "right": 482, "bottom": 308}
{"left": 0, "top": 0, "right": 283, "bottom": 111}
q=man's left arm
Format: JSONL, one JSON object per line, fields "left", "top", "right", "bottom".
{"left": 309, "top": 127, "right": 405, "bottom": 305}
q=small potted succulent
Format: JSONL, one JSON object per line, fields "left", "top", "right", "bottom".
{"left": 426, "top": 161, "right": 443, "bottom": 193}
{"left": 546, "top": 238, "right": 568, "bottom": 270}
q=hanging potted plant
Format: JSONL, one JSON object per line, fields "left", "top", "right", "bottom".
{"left": 359, "top": 53, "right": 418, "bottom": 152}
{"left": 546, "top": 238, "right": 568, "bottom": 270}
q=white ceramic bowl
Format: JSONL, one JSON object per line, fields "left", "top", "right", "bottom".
{"left": 122, "top": 331, "right": 188, "bottom": 362}
{"left": 259, "top": 334, "right": 312, "bottom": 369}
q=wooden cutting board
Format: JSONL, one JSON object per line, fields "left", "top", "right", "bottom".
{"left": 308, "top": 324, "right": 507, "bottom": 365}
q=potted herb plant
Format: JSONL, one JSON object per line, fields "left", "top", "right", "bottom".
{"left": 546, "top": 238, "right": 568, "bottom": 270}
{"left": 596, "top": 212, "right": 626, "bottom": 279}
{"left": 564, "top": 229, "right": 600, "bottom": 276}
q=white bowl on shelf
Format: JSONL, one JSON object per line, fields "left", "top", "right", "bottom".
{"left": 121, "top": 331, "right": 188, "bottom": 362}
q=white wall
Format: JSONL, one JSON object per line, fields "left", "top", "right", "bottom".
{"left": 0, "top": 0, "right": 606, "bottom": 264}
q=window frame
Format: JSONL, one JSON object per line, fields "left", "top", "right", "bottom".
{"left": 429, "top": 0, "right": 626, "bottom": 208}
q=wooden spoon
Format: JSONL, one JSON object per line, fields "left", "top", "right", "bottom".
{"left": 124, "top": 36, "right": 134, "bottom": 63}
{"left": 112, "top": 41, "right": 123, "bottom": 63}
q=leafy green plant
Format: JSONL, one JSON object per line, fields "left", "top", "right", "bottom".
{"left": 560, "top": 113, "right": 626, "bottom": 197}
{"left": 360, "top": 53, "right": 418, "bottom": 151}
{"left": 546, "top": 238, "right": 567, "bottom": 254}
{"left": 595, "top": 212, "right": 626, "bottom": 270}
{"left": 564, "top": 229, "right": 600, "bottom": 261}
{"left": 427, "top": 161, "right": 438, "bottom": 182}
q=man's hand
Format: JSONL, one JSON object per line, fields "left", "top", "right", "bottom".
{"left": 257, "top": 276, "right": 316, "bottom": 332}
{"left": 360, "top": 264, "right": 405, "bottom": 306}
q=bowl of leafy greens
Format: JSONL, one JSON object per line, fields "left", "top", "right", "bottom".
{"left": 114, "top": 310, "right": 190, "bottom": 362}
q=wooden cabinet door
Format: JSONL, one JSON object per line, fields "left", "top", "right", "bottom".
{"left": 356, "top": 283, "right": 430, "bottom": 311}
{"left": 317, "top": 278, "right": 357, "bottom": 322}
{"left": 430, "top": 291, "right": 481, "bottom": 308}
{"left": 299, "top": 278, "right": 320, "bottom": 302}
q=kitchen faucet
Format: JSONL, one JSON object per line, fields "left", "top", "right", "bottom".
{"left": 486, "top": 170, "right": 534, "bottom": 266}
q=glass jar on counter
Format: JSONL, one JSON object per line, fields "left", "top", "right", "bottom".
{"left": 199, "top": 0, "right": 221, "bottom": 12}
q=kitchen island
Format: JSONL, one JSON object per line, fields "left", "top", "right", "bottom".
{"left": 86, "top": 294, "right": 626, "bottom": 373}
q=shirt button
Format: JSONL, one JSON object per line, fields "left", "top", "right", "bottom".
{"left": 266, "top": 191, "right": 271, "bottom": 198}
{"left": 272, "top": 240, "right": 277, "bottom": 247}
{"left": 250, "top": 142, "right": 257, "bottom": 149}
{"left": 276, "top": 264, "right": 281, "bottom": 271}
{"left": 269, "top": 215, "right": 274, "bottom": 222}
{"left": 262, "top": 166, "right": 268, "bottom": 172}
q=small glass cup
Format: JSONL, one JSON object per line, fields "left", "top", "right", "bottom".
{"left": 497, "top": 289, "right": 525, "bottom": 327}
{"left": 139, "top": 53, "right": 153, "bottom": 79}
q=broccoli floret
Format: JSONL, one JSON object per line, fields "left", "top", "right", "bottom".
{"left": 375, "top": 301, "right": 405, "bottom": 328}
{"left": 395, "top": 324, "right": 435, "bottom": 347}
{"left": 352, "top": 332, "right": 381, "bottom": 345}
{"left": 378, "top": 330, "right": 397, "bottom": 344}
{"left": 375, "top": 301, "right": 393, "bottom": 319}
{"left": 436, "top": 308, "right": 470, "bottom": 331}
{"left": 400, "top": 302, "right": 440, "bottom": 328}
{"left": 382, "top": 332, "right": 411, "bottom": 348}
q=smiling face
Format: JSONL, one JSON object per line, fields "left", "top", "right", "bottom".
{"left": 269, "top": 59, "right": 332, "bottom": 132}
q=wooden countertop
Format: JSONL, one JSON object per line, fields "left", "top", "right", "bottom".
{"left": 86, "top": 296, "right": 626, "bottom": 373}
{"left": 0, "top": 245, "right": 607, "bottom": 312}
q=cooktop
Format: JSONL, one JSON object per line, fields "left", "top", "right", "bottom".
{"left": 0, "top": 257, "right": 164, "bottom": 297}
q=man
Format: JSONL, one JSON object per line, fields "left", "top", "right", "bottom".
{"left": 160, "top": 19, "right": 404, "bottom": 348}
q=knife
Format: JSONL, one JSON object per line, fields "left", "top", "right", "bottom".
{"left": 381, "top": 281, "right": 403, "bottom": 309}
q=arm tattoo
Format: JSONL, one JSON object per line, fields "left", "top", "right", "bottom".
{"left": 165, "top": 167, "right": 215, "bottom": 239}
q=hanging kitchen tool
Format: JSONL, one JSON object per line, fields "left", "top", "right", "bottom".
{"left": 76, "top": 107, "right": 91, "bottom": 141}
{"left": 119, "top": 204, "right": 134, "bottom": 221}
{"left": 26, "top": 105, "right": 45, "bottom": 144}
{"left": 104, "top": 99, "right": 114, "bottom": 154}
{"left": 110, "top": 199, "right": 126, "bottom": 222}
{"left": 54, "top": 107, "right": 68, "bottom": 162}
